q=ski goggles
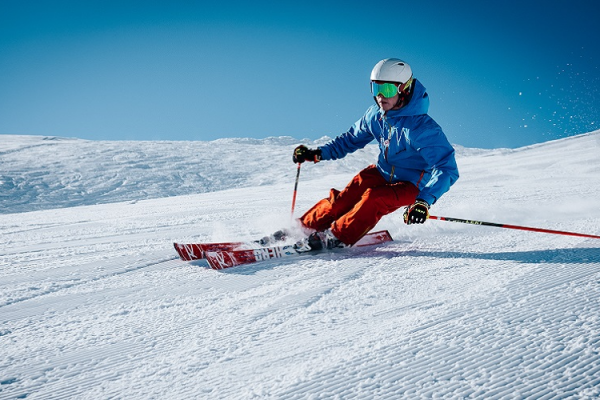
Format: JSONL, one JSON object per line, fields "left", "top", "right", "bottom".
{"left": 370, "top": 82, "right": 399, "bottom": 98}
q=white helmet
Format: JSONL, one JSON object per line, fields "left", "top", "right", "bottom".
{"left": 370, "top": 58, "right": 413, "bottom": 84}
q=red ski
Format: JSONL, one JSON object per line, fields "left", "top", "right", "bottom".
{"left": 174, "top": 231, "right": 289, "bottom": 261}
{"left": 174, "top": 241, "right": 253, "bottom": 261}
{"left": 204, "top": 230, "right": 393, "bottom": 270}
{"left": 173, "top": 230, "right": 392, "bottom": 262}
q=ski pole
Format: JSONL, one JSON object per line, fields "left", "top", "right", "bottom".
{"left": 291, "top": 163, "right": 301, "bottom": 217}
{"left": 429, "top": 215, "right": 600, "bottom": 240}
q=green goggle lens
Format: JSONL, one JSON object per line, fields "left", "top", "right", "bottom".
{"left": 371, "top": 82, "right": 399, "bottom": 98}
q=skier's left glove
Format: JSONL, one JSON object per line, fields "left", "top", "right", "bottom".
{"left": 293, "top": 145, "right": 322, "bottom": 164}
{"left": 403, "top": 199, "right": 430, "bottom": 225}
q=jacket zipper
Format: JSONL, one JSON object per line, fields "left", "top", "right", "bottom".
{"left": 382, "top": 115, "right": 395, "bottom": 183}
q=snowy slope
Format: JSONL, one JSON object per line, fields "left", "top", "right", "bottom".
{"left": 1, "top": 132, "right": 600, "bottom": 399}
{"left": 0, "top": 135, "right": 380, "bottom": 214}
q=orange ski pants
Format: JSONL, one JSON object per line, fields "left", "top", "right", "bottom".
{"left": 299, "top": 165, "right": 419, "bottom": 245}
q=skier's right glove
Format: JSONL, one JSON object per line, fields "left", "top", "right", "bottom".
{"left": 403, "top": 200, "right": 430, "bottom": 225}
{"left": 293, "top": 145, "right": 322, "bottom": 164}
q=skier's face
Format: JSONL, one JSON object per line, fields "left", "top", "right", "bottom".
{"left": 371, "top": 81, "right": 400, "bottom": 112}
{"left": 375, "top": 92, "right": 399, "bottom": 112}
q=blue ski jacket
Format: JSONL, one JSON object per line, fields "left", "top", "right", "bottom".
{"left": 319, "top": 79, "right": 459, "bottom": 205}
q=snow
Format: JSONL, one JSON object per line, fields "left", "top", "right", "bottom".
{"left": 1, "top": 131, "right": 600, "bottom": 399}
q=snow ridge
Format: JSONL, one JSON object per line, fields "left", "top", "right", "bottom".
{"left": 0, "top": 135, "right": 379, "bottom": 214}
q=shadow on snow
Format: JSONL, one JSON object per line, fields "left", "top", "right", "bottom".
{"left": 193, "top": 246, "right": 600, "bottom": 275}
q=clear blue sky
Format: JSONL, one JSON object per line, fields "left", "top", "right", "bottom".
{"left": 1, "top": 0, "right": 598, "bottom": 148}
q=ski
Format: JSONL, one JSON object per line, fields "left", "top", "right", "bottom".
{"left": 204, "top": 230, "right": 393, "bottom": 270}
{"left": 174, "top": 241, "right": 251, "bottom": 261}
{"left": 174, "top": 237, "right": 285, "bottom": 261}
{"left": 173, "top": 230, "right": 391, "bottom": 262}
{"left": 173, "top": 230, "right": 291, "bottom": 261}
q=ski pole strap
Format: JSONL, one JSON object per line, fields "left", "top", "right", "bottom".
{"left": 429, "top": 215, "right": 600, "bottom": 239}
{"left": 291, "top": 163, "right": 301, "bottom": 217}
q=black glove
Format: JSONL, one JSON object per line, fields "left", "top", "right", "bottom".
{"left": 403, "top": 199, "right": 430, "bottom": 225}
{"left": 293, "top": 145, "right": 322, "bottom": 164}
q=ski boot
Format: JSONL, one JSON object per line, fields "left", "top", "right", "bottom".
{"left": 293, "top": 229, "right": 347, "bottom": 253}
{"left": 257, "top": 229, "right": 290, "bottom": 246}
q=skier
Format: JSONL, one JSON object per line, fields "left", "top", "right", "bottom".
{"left": 293, "top": 58, "right": 459, "bottom": 250}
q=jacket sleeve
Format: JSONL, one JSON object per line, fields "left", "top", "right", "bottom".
{"left": 319, "top": 112, "right": 375, "bottom": 161}
{"left": 411, "top": 120, "right": 459, "bottom": 205}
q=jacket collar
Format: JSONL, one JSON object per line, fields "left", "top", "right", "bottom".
{"left": 380, "top": 79, "right": 430, "bottom": 118}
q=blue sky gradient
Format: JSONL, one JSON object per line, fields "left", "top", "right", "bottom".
{"left": 1, "top": 0, "right": 598, "bottom": 148}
